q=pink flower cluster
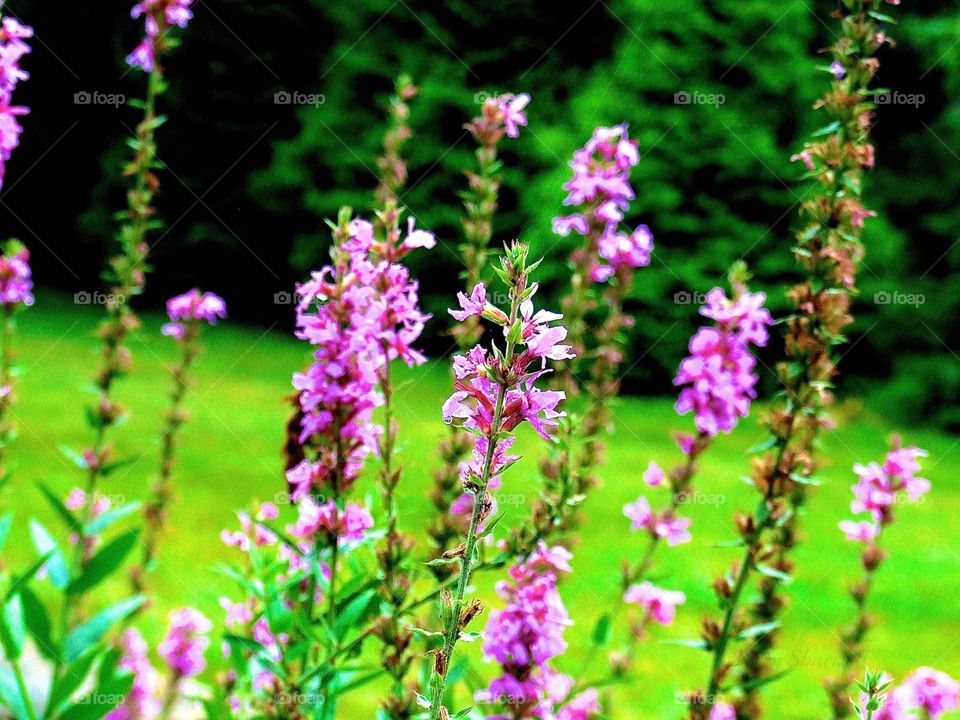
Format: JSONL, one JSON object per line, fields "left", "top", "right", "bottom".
{"left": 476, "top": 543, "right": 599, "bottom": 720}
{"left": 877, "top": 668, "right": 960, "bottom": 720}
{"left": 287, "top": 216, "right": 432, "bottom": 500}
{"left": 443, "top": 282, "right": 570, "bottom": 521}
{"left": 127, "top": 0, "right": 194, "bottom": 71}
{"left": 481, "top": 93, "right": 530, "bottom": 139}
{"left": 288, "top": 496, "right": 374, "bottom": 545}
{"left": 0, "top": 17, "right": 32, "bottom": 190}
{"left": 162, "top": 288, "right": 227, "bottom": 338}
{"left": 444, "top": 283, "right": 571, "bottom": 442}
{"left": 106, "top": 629, "right": 160, "bottom": 720}
{"left": 622, "top": 581, "right": 686, "bottom": 626}
{"left": 674, "top": 287, "right": 773, "bottom": 436}
{"left": 158, "top": 606, "right": 212, "bottom": 678}
{"left": 839, "top": 445, "right": 929, "bottom": 542}
{"left": 623, "top": 493, "right": 691, "bottom": 547}
{"left": 552, "top": 124, "right": 653, "bottom": 282}
{"left": 0, "top": 243, "right": 32, "bottom": 306}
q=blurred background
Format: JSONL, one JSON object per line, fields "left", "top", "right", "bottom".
{"left": 5, "top": 0, "right": 960, "bottom": 426}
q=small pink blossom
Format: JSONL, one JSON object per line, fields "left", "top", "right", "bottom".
{"left": 839, "top": 519, "right": 879, "bottom": 543}
{"left": 623, "top": 496, "right": 652, "bottom": 531}
{"left": 710, "top": 703, "right": 736, "bottom": 720}
{"left": 643, "top": 460, "right": 665, "bottom": 487}
{"left": 623, "top": 581, "right": 686, "bottom": 625}
{"left": 158, "top": 607, "right": 211, "bottom": 678}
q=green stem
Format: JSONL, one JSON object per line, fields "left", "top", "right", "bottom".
{"left": 11, "top": 658, "right": 38, "bottom": 720}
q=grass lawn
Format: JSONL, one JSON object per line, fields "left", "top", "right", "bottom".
{"left": 5, "top": 289, "right": 959, "bottom": 718}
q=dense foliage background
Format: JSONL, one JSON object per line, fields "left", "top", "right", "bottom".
{"left": 5, "top": 0, "right": 960, "bottom": 424}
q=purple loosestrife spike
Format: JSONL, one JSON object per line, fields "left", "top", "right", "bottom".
{"left": 105, "top": 629, "right": 161, "bottom": 720}
{"left": 0, "top": 16, "right": 32, "bottom": 190}
{"left": 161, "top": 288, "right": 226, "bottom": 339}
{"left": 475, "top": 543, "right": 600, "bottom": 720}
{"left": 673, "top": 287, "right": 772, "bottom": 436}
{"left": 127, "top": 0, "right": 194, "bottom": 71}
{"left": 159, "top": 607, "right": 212, "bottom": 678}
{"left": 287, "top": 215, "right": 431, "bottom": 500}
{"left": 877, "top": 669, "right": 960, "bottom": 720}
{"left": 826, "top": 443, "right": 929, "bottom": 715}
{"left": 841, "top": 445, "right": 928, "bottom": 533}
{"left": 553, "top": 124, "right": 652, "bottom": 283}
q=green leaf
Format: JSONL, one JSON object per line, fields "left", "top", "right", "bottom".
{"left": 0, "top": 594, "right": 25, "bottom": 659}
{"left": 591, "top": 613, "right": 612, "bottom": 646}
{"left": 0, "top": 667, "right": 28, "bottom": 720}
{"left": 29, "top": 520, "right": 69, "bottom": 590}
{"left": 63, "top": 596, "right": 144, "bottom": 663}
{"left": 38, "top": 482, "right": 81, "bottom": 532}
{"left": 47, "top": 649, "right": 99, "bottom": 715}
{"left": 83, "top": 502, "right": 142, "bottom": 536}
{"left": 756, "top": 564, "right": 792, "bottom": 583}
{"left": 660, "top": 638, "right": 710, "bottom": 651}
{"left": 68, "top": 529, "right": 140, "bottom": 595}
{"left": 60, "top": 670, "right": 135, "bottom": 720}
{"left": 20, "top": 587, "right": 56, "bottom": 661}
{"left": 334, "top": 589, "right": 378, "bottom": 640}
{"left": 737, "top": 621, "right": 782, "bottom": 641}
{"left": 6, "top": 551, "right": 53, "bottom": 601}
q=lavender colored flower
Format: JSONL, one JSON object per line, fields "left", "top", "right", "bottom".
{"left": 106, "top": 629, "right": 160, "bottom": 720}
{"left": 623, "top": 581, "right": 686, "bottom": 625}
{"left": 710, "top": 703, "right": 736, "bottom": 720}
{"left": 674, "top": 287, "right": 772, "bottom": 436}
{"left": 476, "top": 543, "right": 599, "bottom": 720}
{"left": 878, "top": 668, "right": 960, "bottom": 720}
{"left": 289, "top": 215, "right": 431, "bottom": 499}
{"left": 841, "top": 445, "right": 928, "bottom": 535}
{"left": 443, "top": 284, "right": 571, "bottom": 444}
{"left": 0, "top": 17, "right": 31, "bottom": 190}
{"left": 127, "top": 0, "right": 194, "bottom": 71}
{"left": 288, "top": 496, "right": 374, "bottom": 545}
{"left": 0, "top": 242, "right": 32, "bottom": 305}
{"left": 158, "top": 606, "right": 212, "bottom": 678}
{"left": 553, "top": 124, "right": 653, "bottom": 282}
{"left": 162, "top": 288, "right": 226, "bottom": 338}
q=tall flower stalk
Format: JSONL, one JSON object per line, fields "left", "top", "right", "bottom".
{"left": 132, "top": 290, "right": 226, "bottom": 593}
{"left": 366, "top": 77, "right": 440, "bottom": 718}
{"left": 825, "top": 443, "right": 929, "bottom": 717}
{"left": 514, "top": 124, "right": 653, "bottom": 553}
{"left": 0, "top": 8, "right": 33, "bottom": 482}
{"left": 686, "top": 2, "right": 900, "bottom": 716}
{"left": 427, "top": 242, "right": 572, "bottom": 720}
{"left": 50, "top": 0, "right": 194, "bottom": 694}
{"left": 428, "top": 93, "right": 529, "bottom": 566}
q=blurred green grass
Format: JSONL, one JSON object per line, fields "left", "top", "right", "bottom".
{"left": 5, "top": 289, "right": 959, "bottom": 718}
